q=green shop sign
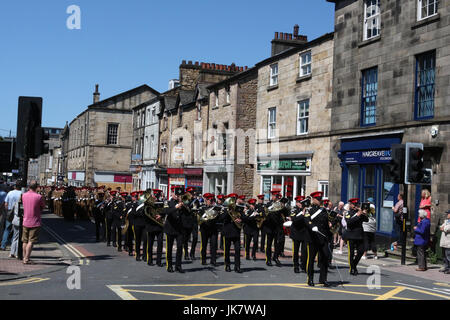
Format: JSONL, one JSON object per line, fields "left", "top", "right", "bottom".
{"left": 257, "top": 159, "right": 310, "bottom": 172}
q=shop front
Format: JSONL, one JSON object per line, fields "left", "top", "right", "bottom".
{"left": 339, "top": 133, "right": 402, "bottom": 236}
{"left": 257, "top": 155, "right": 311, "bottom": 204}
{"left": 68, "top": 171, "right": 85, "bottom": 187}
{"left": 167, "top": 168, "right": 204, "bottom": 196}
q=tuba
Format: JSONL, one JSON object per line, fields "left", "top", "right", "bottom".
{"left": 223, "top": 197, "right": 243, "bottom": 229}
{"left": 144, "top": 194, "right": 165, "bottom": 227}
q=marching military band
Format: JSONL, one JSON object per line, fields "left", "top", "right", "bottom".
{"left": 37, "top": 185, "right": 371, "bottom": 287}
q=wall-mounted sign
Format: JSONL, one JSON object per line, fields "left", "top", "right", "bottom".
{"left": 344, "top": 150, "right": 391, "bottom": 164}
{"left": 257, "top": 159, "right": 310, "bottom": 172}
{"left": 173, "top": 147, "right": 184, "bottom": 162}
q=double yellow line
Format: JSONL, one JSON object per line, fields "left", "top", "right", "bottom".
{"left": 41, "top": 224, "right": 90, "bottom": 266}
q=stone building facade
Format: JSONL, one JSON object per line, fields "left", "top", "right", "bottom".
{"left": 157, "top": 61, "right": 247, "bottom": 197}
{"left": 254, "top": 32, "right": 334, "bottom": 204}
{"left": 327, "top": 0, "right": 450, "bottom": 236}
{"left": 67, "top": 84, "right": 159, "bottom": 191}
{"left": 131, "top": 96, "right": 163, "bottom": 192}
{"left": 27, "top": 127, "right": 63, "bottom": 185}
{"left": 203, "top": 68, "right": 258, "bottom": 197}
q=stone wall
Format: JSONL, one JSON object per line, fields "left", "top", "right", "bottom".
{"left": 254, "top": 36, "right": 334, "bottom": 197}
{"left": 329, "top": 0, "right": 450, "bottom": 214}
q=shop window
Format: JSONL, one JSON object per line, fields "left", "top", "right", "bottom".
{"left": 318, "top": 181, "right": 329, "bottom": 200}
{"left": 348, "top": 166, "right": 359, "bottom": 200}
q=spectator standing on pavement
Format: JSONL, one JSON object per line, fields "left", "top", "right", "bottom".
{"left": 0, "top": 182, "right": 10, "bottom": 251}
{"left": 439, "top": 210, "right": 450, "bottom": 274}
{"left": 414, "top": 209, "right": 430, "bottom": 271}
{"left": 391, "top": 193, "right": 404, "bottom": 251}
{"left": 4, "top": 182, "right": 23, "bottom": 258}
{"left": 362, "top": 199, "right": 378, "bottom": 260}
{"left": 419, "top": 189, "right": 432, "bottom": 221}
{"left": 21, "top": 180, "right": 45, "bottom": 264}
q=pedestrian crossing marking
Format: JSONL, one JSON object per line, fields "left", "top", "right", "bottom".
{"left": 107, "top": 283, "right": 445, "bottom": 300}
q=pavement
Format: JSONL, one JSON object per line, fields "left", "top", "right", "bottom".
{"left": 0, "top": 212, "right": 71, "bottom": 281}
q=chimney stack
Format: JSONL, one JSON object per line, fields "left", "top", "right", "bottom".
{"left": 93, "top": 84, "right": 100, "bottom": 104}
{"left": 294, "top": 24, "right": 299, "bottom": 38}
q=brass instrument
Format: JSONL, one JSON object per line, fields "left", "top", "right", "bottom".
{"left": 255, "top": 206, "right": 268, "bottom": 229}
{"left": 223, "top": 197, "right": 243, "bottom": 229}
{"left": 144, "top": 195, "right": 165, "bottom": 227}
{"left": 198, "top": 205, "right": 223, "bottom": 225}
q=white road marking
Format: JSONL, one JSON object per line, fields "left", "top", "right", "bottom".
{"left": 395, "top": 282, "right": 450, "bottom": 296}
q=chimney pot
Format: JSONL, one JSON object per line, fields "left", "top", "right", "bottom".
{"left": 93, "top": 84, "right": 100, "bottom": 103}
{"left": 182, "top": 60, "right": 186, "bottom": 65}
{"left": 294, "top": 24, "right": 299, "bottom": 38}
{"left": 275, "top": 32, "right": 279, "bottom": 39}
{"left": 188, "top": 60, "right": 192, "bottom": 65}
{"left": 289, "top": 34, "right": 292, "bottom": 40}
{"left": 280, "top": 32, "right": 284, "bottom": 40}
{"left": 195, "top": 61, "right": 199, "bottom": 66}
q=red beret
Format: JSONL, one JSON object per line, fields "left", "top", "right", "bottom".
{"left": 310, "top": 191, "right": 323, "bottom": 200}
{"left": 203, "top": 193, "right": 214, "bottom": 199}
{"left": 110, "top": 191, "right": 117, "bottom": 196}
{"left": 130, "top": 192, "right": 138, "bottom": 197}
{"left": 227, "top": 193, "right": 238, "bottom": 198}
{"left": 238, "top": 195, "right": 246, "bottom": 200}
{"left": 120, "top": 192, "right": 128, "bottom": 197}
{"left": 257, "top": 195, "right": 265, "bottom": 200}
{"left": 295, "top": 196, "right": 305, "bottom": 202}
{"left": 153, "top": 189, "right": 162, "bottom": 194}
{"left": 217, "top": 195, "right": 225, "bottom": 200}
{"left": 248, "top": 199, "right": 257, "bottom": 205}
{"left": 349, "top": 198, "right": 360, "bottom": 205}
{"left": 186, "top": 187, "right": 195, "bottom": 193}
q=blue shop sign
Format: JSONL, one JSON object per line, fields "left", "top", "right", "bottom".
{"left": 344, "top": 149, "right": 391, "bottom": 164}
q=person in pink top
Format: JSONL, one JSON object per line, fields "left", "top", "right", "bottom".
{"left": 419, "top": 189, "right": 431, "bottom": 222}
{"left": 21, "top": 180, "right": 45, "bottom": 264}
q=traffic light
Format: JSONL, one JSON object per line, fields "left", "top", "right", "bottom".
{"left": 32, "top": 127, "right": 50, "bottom": 158}
{"left": 388, "top": 144, "right": 405, "bottom": 184}
{"left": 405, "top": 143, "right": 428, "bottom": 184}
{"left": 16, "top": 97, "right": 42, "bottom": 159}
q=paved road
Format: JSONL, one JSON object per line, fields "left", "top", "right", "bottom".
{"left": 0, "top": 213, "right": 449, "bottom": 301}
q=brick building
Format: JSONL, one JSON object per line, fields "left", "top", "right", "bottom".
{"left": 254, "top": 28, "right": 335, "bottom": 204}
{"left": 67, "top": 84, "right": 159, "bottom": 191}
{"left": 326, "top": 0, "right": 450, "bottom": 237}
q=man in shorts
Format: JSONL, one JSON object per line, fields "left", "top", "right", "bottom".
{"left": 22, "top": 181, "right": 45, "bottom": 264}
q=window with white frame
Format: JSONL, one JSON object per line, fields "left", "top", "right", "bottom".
{"left": 364, "top": 0, "right": 381, "bottom": 40}
{"left": 297, "top": 99, "right": 309, "bottom": 135}
{"left": 418, "top": 0, "right": 438, "bottom": 20}
{"left": 268, "top": 107, "right": 276, "bottom": 139}
{"left": 318, "top": 181, "right": 329, "bottom": 200}
{"left": 150, "top": 135, "right": 155, "bottom": 158}
{"left": 215, "top": 91, "right": 219, "bottom": 107}
{"left": 299, "top": 52, "right": 312, "bottom": 77}
{"left": 145, "top": 136, "right": 148, "bottom": 156}
{"left": 152, "top": 108, "right": 156, "bottom": 124}
{"left": 270, "top": 63, "right": 278, "bottom": 86}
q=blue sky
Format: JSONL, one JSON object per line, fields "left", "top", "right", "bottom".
{"left": 0, "top": 0, "right": 335, "bottom": 136}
